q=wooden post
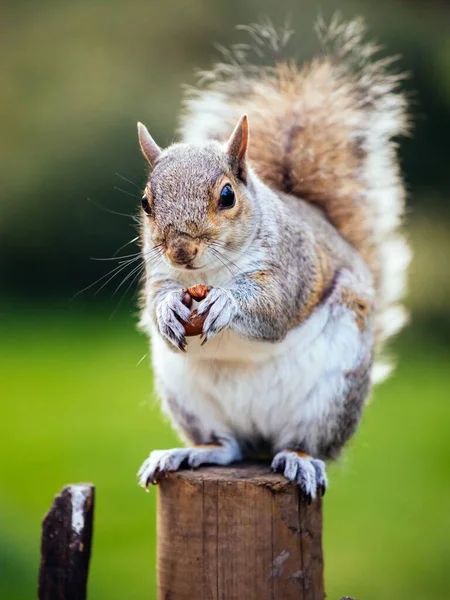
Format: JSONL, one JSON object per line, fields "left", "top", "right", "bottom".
{"left": 38, "top": 483, "right": 95, "bottom": 600}
{"left": 157, "top": 463, "right": 324, "bottom": 600}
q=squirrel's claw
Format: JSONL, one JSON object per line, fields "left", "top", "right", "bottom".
{"left": 156, "top": 290, "right": 190, "bottom": 351}
{"left": 138, "top": 442, "right": 242, "bottom": 488}
{"left": 138, "top": 448, "right": 190, "bottom": 488}
{"left": 271, "top": 451, "right": 327, "bottom": 501}
{"left": 197, "top": 287, "right": 237, "bottom": 343}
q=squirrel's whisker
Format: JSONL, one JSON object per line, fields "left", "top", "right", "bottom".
{"left": 114, "top": 186, "right": 142, "bottom": 200}
{"left": 91, "top": 252, "right": 142, "bottom": 262}
{"left": 111, "top": 261, "right": 146, "bottom": 297}
{"left": 115, "top": 172, "right": 142, "bottom": 189}
{"left": 110, "top": 264, "right": 147, "bottom": 319}
{"left": 93, "top": 260, "right": 142, "bottom": 297}
{"left": 71, "top": 258, "right": 141, "bottom": 299}
{"left": 112, "top": 235, "right": 140, "bottom": 257}
{"left": 209, "top": 246, "right": 245, "bottom": 278}
{"left": 208, "top": 247, "right": 237, "bottom": 278}
{"left": 87, "top": 197, "right": 138, "bottom": 221}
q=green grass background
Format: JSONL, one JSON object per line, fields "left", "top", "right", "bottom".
{"left": 2, "top": 1, "right": 450, "bottom": 597}
{"left": 1, "top": 305, "right": 449, "bottom": 600}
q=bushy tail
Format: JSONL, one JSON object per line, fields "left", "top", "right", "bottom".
{"left": 180, "top": 16, "right": 411, "bottom": 380}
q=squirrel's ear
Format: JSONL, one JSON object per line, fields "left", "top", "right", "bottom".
{"left": 137, "top": 122, "right": 161, "bottom": 167}
{"left": 227, "top": 114, "right": 249, "bottom": 183}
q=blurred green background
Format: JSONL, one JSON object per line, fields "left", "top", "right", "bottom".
{"left": 1, "top": 1, "right": 449, "bottom": 599}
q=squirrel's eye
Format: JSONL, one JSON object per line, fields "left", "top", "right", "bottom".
{"left": 142, "top": 195, "right": 152, "bottom": 216}
{"left": 218, "top": 184, "right": 235, "bottom": 210}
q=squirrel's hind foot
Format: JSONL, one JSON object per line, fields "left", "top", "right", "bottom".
{"left": 271, "top": 450, "right": 327, "bottom": 502}
{"left": 138, "top": 440, "right": 241, "bottom": 489}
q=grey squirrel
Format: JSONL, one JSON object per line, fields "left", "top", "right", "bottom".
{"left": 136, "top": 17, "right": 410, "bottom": 499}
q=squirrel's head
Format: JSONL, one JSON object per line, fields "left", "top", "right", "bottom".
{"left": 137, "top": 115, "right": 256, "bottom": 272}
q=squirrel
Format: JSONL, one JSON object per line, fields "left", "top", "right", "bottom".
{"left": 136, "top": 17, "right": 411, "bottom": 500}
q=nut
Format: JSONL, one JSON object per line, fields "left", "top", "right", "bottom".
{"left": 182, "top": 310, "right": 206, "bottom": 337}
{"left": 186, "top": 284, "right": 211, "bottom": 302}
{"left": 179, "top": 285, "right": 210, "bottom": 336}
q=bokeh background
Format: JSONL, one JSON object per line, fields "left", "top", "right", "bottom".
{"left": 1, "top": 0, "right": 449, "bottom": 599}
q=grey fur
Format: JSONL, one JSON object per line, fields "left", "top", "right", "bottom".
{"left": 318, "top": 357, "right": 372, "bottom": 460}
{"left": 147, "top": 143, "right": 256, "bottom": 254}
{"left": 137, "top": 18, "right": 408, "bottom": 495}
{"left": 139, "top": 151, "right": 375, "bottom": 497}
{"left": 165, "top": 394, "right": 210, "bottom": 445}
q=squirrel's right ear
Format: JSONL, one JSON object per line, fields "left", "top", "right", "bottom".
{"left": 137, "top": 122, "right": 161, "bottom": 167}
{"left": 227, "top": 114, "right": 249, "bottom": 184}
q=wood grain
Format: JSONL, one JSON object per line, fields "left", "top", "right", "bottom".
{"left": 156, "top": 463, "right": 324, "bottom": 600}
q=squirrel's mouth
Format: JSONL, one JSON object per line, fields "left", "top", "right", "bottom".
{"left": 165, "top": 257, "right": 202, "bottom": 271}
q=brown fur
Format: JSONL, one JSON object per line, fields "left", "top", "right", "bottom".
{"left": 194, "top": 444, "right": 222, "bottom": 450}
{"left": 180, "top": 17, "right": 410, "bottom": 366}
{"left": 295, "top": 244, "right": 333, "bottom": 324}
{"left": 247, "top": 61, "right": 373, "bottom": 263}
{"left": 340, "top": 288, "right": 372, "bottom": 331}
{"left": 198, "top": 60, "right": 378, "bottom": 288}
{"left": 289, "top": 450, "right": 311, "bottom": 459}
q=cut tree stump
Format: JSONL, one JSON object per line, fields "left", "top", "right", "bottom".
{"left": 157, "top": 463, "right": 324, "bottom": 600}
{"left": 38, "top": 483, "right": 94, "bottom": 600}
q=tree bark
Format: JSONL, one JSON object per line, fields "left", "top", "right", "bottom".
{"left": 38, "top": 484, "right": 94, "bottom": 600}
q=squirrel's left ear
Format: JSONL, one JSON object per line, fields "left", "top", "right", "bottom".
{"left": 137, "top": 122, "right": 161, "bottom": 167}
{"left": 227, "top": 114, "right": 249, "bottom": 183}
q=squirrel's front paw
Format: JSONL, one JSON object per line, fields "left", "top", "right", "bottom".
{"left": 156, "top": 290, "right": 191, "bottom": 351}
{"left": 197, "top": 287, "right": 237, "bottom": 342}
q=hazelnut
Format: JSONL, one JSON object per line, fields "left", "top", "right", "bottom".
{"left": 183, "top": 310, "right": 207, "bottom": 337}
{"left": 186, "top": 284, "right": 211, "bottom": 302}
{"left": 179, "top": 285, "right": 210, "bottom": 336}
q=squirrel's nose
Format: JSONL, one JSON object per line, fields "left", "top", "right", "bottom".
{"left": 166, "top": 239, "right": 198, "bottom": 265}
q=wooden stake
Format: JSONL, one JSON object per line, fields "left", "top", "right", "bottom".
{"left": 38, "top": 484, "right": 94, "bottom": 600}
{"left": 157, "top": 463, "right": 324, "bottom": 600}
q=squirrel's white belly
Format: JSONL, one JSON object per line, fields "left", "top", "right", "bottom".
{"left": 151, "top": 298, "right": 365, "bottom": 452}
